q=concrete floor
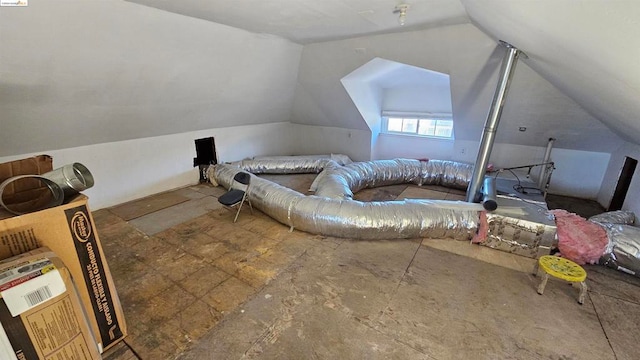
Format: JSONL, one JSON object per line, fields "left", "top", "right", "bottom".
{"left": 99, "top": 176, "right": 640, "bottom": 360}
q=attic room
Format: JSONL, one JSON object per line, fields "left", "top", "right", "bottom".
{"left": 0, "top": 0, "right": 639, "bottom": 359}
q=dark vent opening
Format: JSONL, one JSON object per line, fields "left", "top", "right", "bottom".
{"left": 194, "top": 137, "right": 217, "bottom": 183}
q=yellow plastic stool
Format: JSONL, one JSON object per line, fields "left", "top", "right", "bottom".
{"left": 533, "top": 255, "right": 588, "bottom": 304}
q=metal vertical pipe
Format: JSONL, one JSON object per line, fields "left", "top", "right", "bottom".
{"left": 537, "top": 137, "right": 556, "bottom": 189}
{"left": 466, "top": 41, "right": 522, "bottom": 203}
{"left": 481, "top": 176, "right": 498, "bottom": 211}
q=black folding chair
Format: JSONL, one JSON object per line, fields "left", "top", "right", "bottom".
{"left": 218, "top": 172, "right": 253, "bottom": 222}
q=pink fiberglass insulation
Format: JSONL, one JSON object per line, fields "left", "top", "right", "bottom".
{"left": 472, "top": 211, "right": 489, "bottom": 244}
{"left": 551, "top": 209, "right": 609, "bottom": 265}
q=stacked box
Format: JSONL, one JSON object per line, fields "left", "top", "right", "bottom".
{"left": 0, "top": 155, "right": 53, "bottom": 208}
{"left": 0, "top": 195, "right": 127, "bottom": 353}
{"left": 0, "top": 248, "right": 101, "bottom": 360}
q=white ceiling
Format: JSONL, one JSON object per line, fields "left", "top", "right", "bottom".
{"left": 126, "top": 0, "right": 470, "bottom": 44}
{"left": 462, "top": 0, "right": 640, "bottom": 147}
{"left": 3, "top": 0, "right": 636, "bottom": 156}
{"left": 127, "top": 0, "right": 640, "bottom": 149}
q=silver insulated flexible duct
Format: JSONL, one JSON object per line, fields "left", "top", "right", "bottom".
{"left": 227, "top": 154, "right": 352, "bottom": 174}
{"left": 313, "top": 159, "right": 474, "bottom": 200}
{"left": 227, "top": 158, "right": 339, "bottom": 174}
{"left": 210, "top": 162, "right": 481, "bottom": 240}
{"left": 590, "top": 210, "right": 640, "bottom": 276}
{"left": 599, "top": 224, "right": 640, "bottom": 276}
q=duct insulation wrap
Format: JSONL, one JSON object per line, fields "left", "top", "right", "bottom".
{"left": 227, "top": 158, "right": 340, "bottom": 174}
{"left": 480, "top": 212, "right": 557, "bottom": 258}
{"left": 313, "top": 159, "right": 474, "bottom": 200}
{"left": 589, "top": 210, "right": 636, "bottom": 225}
{"left": 210, "top": 164, "right": 480, "bottom": 240}
{"left": 599, "top": 224, "right": 640, "bottom": 276}
{"left": 226, "top": 154, "right": 352, "bottom": 174}
{"left": 253, "top": 154, "right": 353, "bottom": 165}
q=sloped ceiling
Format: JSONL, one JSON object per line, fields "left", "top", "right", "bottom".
{"left": 2, "top": 0, "right": 637, "bottom": 156}
{"left": 128, "top": 0, "right": 638, "bottom": 151}
{"left": 291, "top": 24, "right": 620, "bottom": 151}
{"left": 126, "top": 0, "right": 469, "bottom": 44}
{"left": 0, "top": 1, "right": 301, "bottom": 156}
{"left": 461, "top": 0, "right": 640, "bottom": 147}
{"left": 127, "top": 0, "right": 640, "bottom": 149}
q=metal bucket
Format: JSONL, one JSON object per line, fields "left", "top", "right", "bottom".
{"left": 0, "top": 175, "right": 65, "bottom": 215}
{"left": 42, "top": 163, "right": 95, "bottom": 198}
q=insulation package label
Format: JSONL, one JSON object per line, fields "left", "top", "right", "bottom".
{"left": 0, "top": 225, "right": 38, "bottom": 260}
{"left": 65, "top": 206, "right": 123, "bottom": 348}
{"left": 0, "top": 257, "right": 65, "bottom": 316}
{"left": 0, "top": 258, "right": 54, "bottom": 290}
{"left": 0, "top": 296, "right": 94, "bottom": 360}
{"left": 0, "top": 248, "right": 100, "bottom": 360}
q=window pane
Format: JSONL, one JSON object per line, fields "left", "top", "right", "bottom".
{"left": 418, "top": 119, "right": 436, "bottom": 135}
{"left": 385, "top": 114, "right": 453, "bottom": 138}
{"left": 388, "top": 118, "right": 403, "bottom": 132}
{"left": 434, "top": 120, "right": 453, "bottom": 137}
{"left": 402, "top": 118, "right": 418, "bottom": 133}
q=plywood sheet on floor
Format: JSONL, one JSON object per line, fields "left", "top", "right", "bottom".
{"left": 372, "top": 247, "right": 615, "bottom": 359}
{"left": 258, "top": 174, "right": 318, "bottom": 194}
{"left": 128, "top": 196, "right": 223, "bottom": 235}
{"left": 101, "top": 342, "right": 138, "bottom": 360}
{"left": 589, "top": 292, "right": 640, "bottom": 360}
{"left": 178, "top": 240, "right": 617, "bottom": 360}
{"left": 353, "top": 184, "right": 408, "bottom": 202}
{"left": 110, "top": 191, "right": 191, "bottom": 220}
{"left": 396, "top": 186, "right": 448, "bottom": 200}
{"left": 97, "top": 180, "right": 639, "bottom": 360}
{"left": 422, "top": 239, "right": 536, "bottom": 273}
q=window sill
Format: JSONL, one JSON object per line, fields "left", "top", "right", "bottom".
{"left": 380, "top": 132, "right": 455, "bottom": 141}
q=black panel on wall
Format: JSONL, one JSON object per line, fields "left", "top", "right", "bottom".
{"left": 609, "top": 156, "right": 637, "bottom": 211}
{"left": 194, "top": 137, "right": 217, "bottom": 183}
{"left": 194, "top": 137, "right": 217, "bottom": 166}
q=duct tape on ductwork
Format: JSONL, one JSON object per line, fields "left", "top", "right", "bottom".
{"left": 209, "top": 164, "right": 480, "bottom": 240}
{"left": 477, "top": 195, "right": 556, "bottom": 258}
{"left": 599, "top": 223, "right": 640, "bottom": 276}
{"left": 481, "top": 213, "right": 556, "bottom": 258}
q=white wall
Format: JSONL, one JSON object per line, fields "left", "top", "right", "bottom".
{"left": 0, "top": 123, "right": 295, "bottom": 210}
{"left": 375, "top": 135, "right": 609, "bottom": 199}
{"left": 376, "top": 134, "right": 455, "bottom": 161}
{"left": 292, "top": 23, "right": 621, "bottom": 152}
{"left": 598, "top": 141, "right": 640, "bottom": 218}
{"left": 382, "top": 84, "right": 453, "bottom": 113}
{"left": 0, "top": 0, "right": 301, "bottom": 157}
{"left": 289, "top": 124, "right": 371, "bottom": 162}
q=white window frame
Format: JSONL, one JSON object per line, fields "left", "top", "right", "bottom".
{"left": 381, "top": 111, "right": 454, "bottom": 139}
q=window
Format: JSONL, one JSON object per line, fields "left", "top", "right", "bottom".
{"left": 383, "top": 112, "right": 453, "bottom": 139}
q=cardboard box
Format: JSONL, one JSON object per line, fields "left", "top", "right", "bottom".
{"left": 0, "top": 248, "right": 101, "bottom": 360}
{"left": 0, "top": 155, "right": 53, "bottom": 207}
{"left": 0, "top": 195, "right": 127, "bottom": 353}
